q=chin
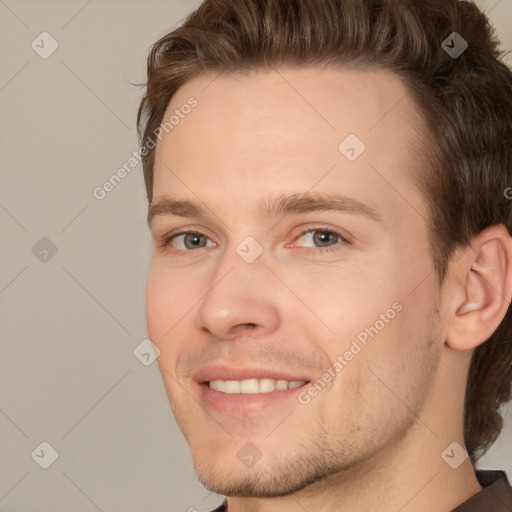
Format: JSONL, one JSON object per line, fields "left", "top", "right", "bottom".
{"left": 191, "top": 448, "right": 347, "bottom": 499}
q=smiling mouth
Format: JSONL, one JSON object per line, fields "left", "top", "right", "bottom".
{"left": 206, "top": 378, "right": 309, "bottom": 394}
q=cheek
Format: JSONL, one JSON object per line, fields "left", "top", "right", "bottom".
{"left": 289, "top": 263, "right": 425, "bottom": 393}
{"left": 145, "top": 268, "right": 167, "bottom": 342}
{"left": 145, "top": 263, "right": 187, "bottom": 345}
{"left": 146, "top": 266, "right": 192, "bottom": 401}
{"left": 285, "top": 263, "right": 402, "bottom": 344}
{"left": 350, "top": 285, "right": 441, "bottom": 418}
{"left": 319, "top": 304, "right": 437, "bottom": 438}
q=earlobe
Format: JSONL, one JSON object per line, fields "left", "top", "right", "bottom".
{"left": 446, "top": 226, "right": 512, "bottom": 351}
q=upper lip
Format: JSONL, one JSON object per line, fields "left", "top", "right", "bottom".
{"left": 193, "top": 365, "right": 312, "bottom": 384}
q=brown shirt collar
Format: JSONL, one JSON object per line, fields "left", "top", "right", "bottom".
{"left": 451, "top": 470, "right": 512, "bottom": 511}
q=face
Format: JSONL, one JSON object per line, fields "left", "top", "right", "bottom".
{"left": 146, "top": 66, "right": 443, "bottom": 498}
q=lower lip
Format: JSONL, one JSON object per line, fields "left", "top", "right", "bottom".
{"left": 198, "top": 382, "right": 310, "bottom": 416}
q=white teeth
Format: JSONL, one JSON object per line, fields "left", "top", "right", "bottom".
{"left": 275, "top": 379, "right": 289, "bottom": 390}
{"left": 259, "top": 378, "right": 277, "bottom": 393}
{"left": 240, "top": 379, "right": 259, "bottom": 394}
{"left": 223, "top": 380, "right": 240, "bottom": 393}
{"left": 208, "top": 378, "right": 307, "bottom": 394}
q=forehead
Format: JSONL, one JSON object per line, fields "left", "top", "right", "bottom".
{"left": 162, "top": 65, "right": 422, "bottom": 136}
{"left": 152, "top": 66, "right": 428, "bottom": 224}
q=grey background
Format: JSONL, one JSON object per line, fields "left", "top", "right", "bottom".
{"left": 1, "top": 1, "right": 511, "bottom": 511}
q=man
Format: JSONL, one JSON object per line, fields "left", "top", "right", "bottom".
{"left": 137, "top": 0, "right": 512, "bottom": 510}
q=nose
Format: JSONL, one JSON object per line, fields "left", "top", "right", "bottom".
{"left": 193, "top": 249, "right": 281, "bottom": 340}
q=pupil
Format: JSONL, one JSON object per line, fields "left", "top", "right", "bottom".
{"left": 314, "top": 231, "right": 336, "bottom": 247}
{"left": 186, "top": 233, "right": 204, "bottom": 248}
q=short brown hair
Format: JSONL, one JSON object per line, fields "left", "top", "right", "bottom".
{"left": 137, "top": 0, "right": 512, "bottom": 463}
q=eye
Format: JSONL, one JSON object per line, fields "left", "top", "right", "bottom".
{"left": 289, "top": 227, "right": 349, "bottom": 253}
{"left": 158, "top": 226, "right": 349, "bottom": 255}
{"left": 161, "top": 230, "right": 215, "bottom": 251}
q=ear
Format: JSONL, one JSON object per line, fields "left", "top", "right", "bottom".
{"left": 446, "top": 224, "right": 512, "bottom": 351}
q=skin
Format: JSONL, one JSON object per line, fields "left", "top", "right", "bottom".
{"left": 145, "top": 66, "right": 512, "bottom": 511}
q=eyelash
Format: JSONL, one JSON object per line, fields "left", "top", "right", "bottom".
{"left": 158, "top": 226, "right": 349, "bottom": 256}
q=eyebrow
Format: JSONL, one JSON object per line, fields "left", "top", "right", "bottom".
{"left": 148, "top": 192, "right": 384, "bottom": 227}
